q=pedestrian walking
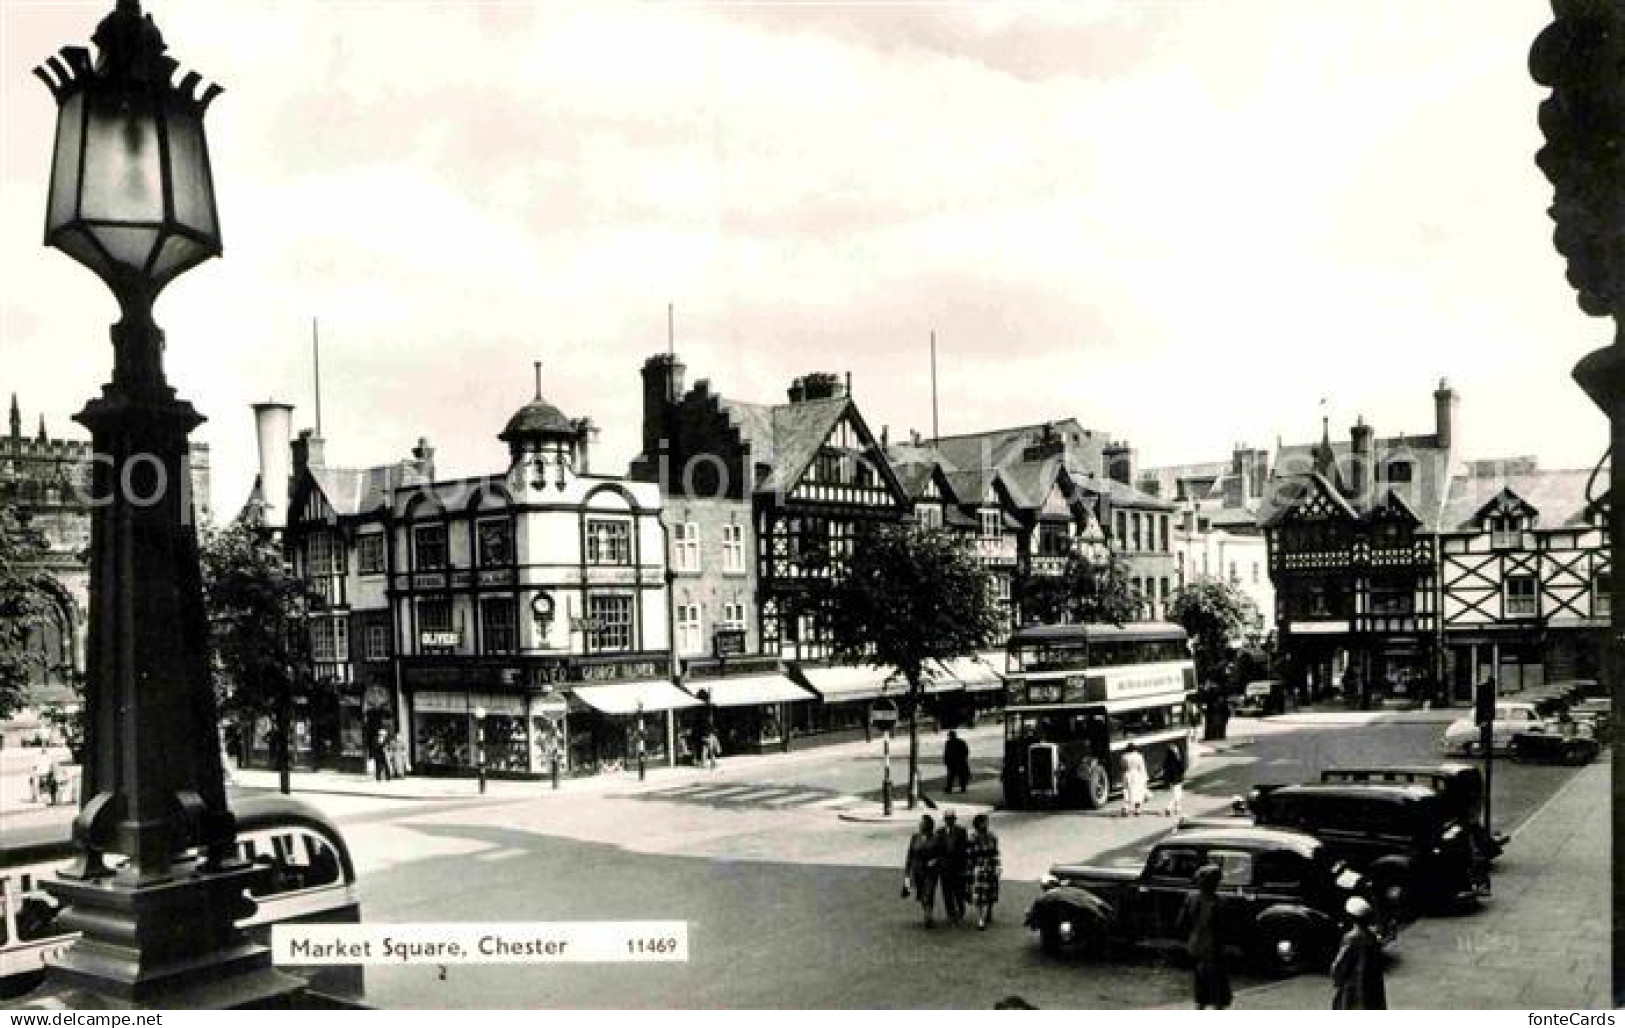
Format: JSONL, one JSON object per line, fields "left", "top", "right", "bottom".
{"left": 1119, "top": 742, "right": 1148, "bottom": 816}
{"left": 904, "top": 814, "right": 942, "bottom": 927}
{"left": 937, "top": 810, "right": 970, "bottom": 925}
{"left": 1179, "top": 864, "right": 1232, "bottom": 1009}
{"left": 1161, "top": 745, "right": 1187, "bottom": 817}
{"left": 967, "top": 812, "right": 1001, "bottom": 930}
{"left": 704, "top": 727, "right": 721, "bottom": 770}
{"left": 1331, "top": 897, "right": 1388, "bottom": 1009}
{"left": 389, "top": 732, "right": 410, "bottom": 778}
{"left": 943, "top": 730, "right": 970, "bottom": 793}
{"left": 371, "top": 727, "right": 392, "bottom": 782}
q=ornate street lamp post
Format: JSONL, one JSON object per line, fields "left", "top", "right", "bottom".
{"left": 30, "top": 1, "right": 298, "bottom": 1006}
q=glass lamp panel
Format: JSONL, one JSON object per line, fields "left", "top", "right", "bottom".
{"left": 149, "top": 232, "right": 205, "bottom": 282}
{"left": 46, "top": 92, "right": 84, "bottom": 234}
{"left": 88, "top": 224, "right": 160, "bottom": 273}
{"left": 163, "top": 107, "right": 216, "bottom": 240}
{"left": 52, "top": 225, "right": 112, "bottom": 281}
{"left": 80, "top": 96, "right": 164, "bottom": 224}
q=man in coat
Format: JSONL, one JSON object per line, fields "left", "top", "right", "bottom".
{"left": 936, "top": 810, "right": 971, "bottom": 925}
{"left": 943, "top": 730, "right": 971, "bottom": 794}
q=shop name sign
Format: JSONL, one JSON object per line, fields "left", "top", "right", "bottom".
{"left": 577, "top": 658, "right": 664, "bottom": 683}
{"left": 712, "top": 629, "right": 746, "bottom": 657}
{"left": 421, "top": 630, "right": 462, "bottom": 649}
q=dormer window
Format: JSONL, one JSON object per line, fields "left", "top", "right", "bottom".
{"left": 1386, "top": 461, "right": 1413, "bottom": 484}
{"left": 1488, "top": 516, "right": 1523, "bottom": 550}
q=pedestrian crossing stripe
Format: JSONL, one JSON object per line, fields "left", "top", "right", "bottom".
{"left": 632, "top": 782, "right": 864, "bottom": 810}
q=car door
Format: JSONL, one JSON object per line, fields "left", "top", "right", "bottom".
{"left": 1139, "top": 846, "right": 1203, "bottom": 946}
{"left": 1494, "top": 706, "right": 1536, "bottom": 749}
{"left": 1204, "top": 848, "right": 1261, "bottom": 956}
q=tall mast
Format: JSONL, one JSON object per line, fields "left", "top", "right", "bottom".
{"left": 930, "top": 330, "right": 940, "bottom": 441}
{"left": 312, "top": 316, "right": 323, "bottom": 437}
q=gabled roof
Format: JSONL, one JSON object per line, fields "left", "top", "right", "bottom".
{"left": 1438, "top": 469, "right": 1604, "bottom": 532}
{"left": 1258, "top": 473, "right": 1360, "bottom": 527}
{"left": 719, "top": 395, "right": 907, "bottom": 503}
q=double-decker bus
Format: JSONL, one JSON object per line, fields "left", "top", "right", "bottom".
{"left": 1001, "top": 622, "right": 1197, "bottom": 810}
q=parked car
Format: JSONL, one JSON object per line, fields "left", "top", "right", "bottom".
{"left": 1025, "top": 826, "right": 1397, "bottom": 976}
{"left": 1318, "top": 764, "right": 1504, "bottom": 861}
{"left": 1234, "top": 681, "right": 1281, "bottom": 716}
{"left": 1569, "top": 698, "right": 1611, "bottom": 743}
{"left": 1442, "top": 700, "right": 1589, "bottom": 756}
{"left": 1509, "top": 715, "right": 1600, "bottom": 765}
{"left": 1236, "top": 782, "right": 1492, "bottom": 914}
{"left": 0, "top": 794, "right": 362, "bottom": 1002}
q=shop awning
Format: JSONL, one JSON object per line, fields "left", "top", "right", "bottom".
{"left": 687, "top": 675, "right": 815, "bottom": 708}
{"left": 895, "top": 669, "right": 964, "bottom": 696}
{"left": 799, "top": 665, "right": 897, "bottom": 703}
{"left": 570, "top": 681, "right": 701, "bottom": 715}
{"left": 935, "top": 654, "right": 1007, "bottom": 693}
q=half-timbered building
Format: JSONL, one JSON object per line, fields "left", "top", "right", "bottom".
{"left": 1436, "top": 464, "right": 1609, "bottom": 698}
{"left": 1262, "top": 382, "right": 1460, "bottom": 701}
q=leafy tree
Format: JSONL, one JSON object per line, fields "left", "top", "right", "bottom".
{"left": 1017, "top": 551, "right": 1141, "bottom": 627}
{"left": 826, "top": 523, "right": 1003, "bottom": 810}
{"left": 199, "top": 522, "right": 318, "bottom": 793}
{"left": 1168, "top": 575, "right": 1260, "bottom": 685}
{"left": 0, "top": 507, "right": 74, "bottom": 720}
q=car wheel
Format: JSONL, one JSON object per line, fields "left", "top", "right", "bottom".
{"left": 1370, "top": 867, "right": 1412, "bottom": 918}
{"left": 1039, "top": 920, "right": 1063, "bottom": 956}
{"left": 1257, "top": 923, "right": 1313, "bottom": 978}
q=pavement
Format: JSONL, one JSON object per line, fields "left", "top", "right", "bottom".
{"left": 1214, "top": 754, "right": 1611, "bottom": 1010}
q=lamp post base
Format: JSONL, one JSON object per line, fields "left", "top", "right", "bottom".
{"left": 32, "top": 862, "right": 304, "bottom": 1008}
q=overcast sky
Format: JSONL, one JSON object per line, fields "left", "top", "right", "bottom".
{"left": 0, "top": 1, "right": 1608, "bottom": 516}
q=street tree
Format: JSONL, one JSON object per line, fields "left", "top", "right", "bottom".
{"left": 199, "top": 522, "right": 318, "bottom": 794}
{"left": 826, "top": 523, "right": 1003, "bottom": 810}
{"left": 1168, "top": 575, "right": 1260, "bottom": 685}
{"left": 0, "top": 507, "right": 74, "bottom": 720}
{"left": 1018, "top": 551, "right": 1141, "bottom": 627}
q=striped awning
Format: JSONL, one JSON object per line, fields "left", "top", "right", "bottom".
{"left": 936, "top": 653, "right": 1006, "bottom": 693}
{"left": 571, "top": 681, "right": 701, "bottom": 716}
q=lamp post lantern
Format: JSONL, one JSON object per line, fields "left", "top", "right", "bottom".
{"left": 28, "top": 1, "right": 300, "bottom": 1007}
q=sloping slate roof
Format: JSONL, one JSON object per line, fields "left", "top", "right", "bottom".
{"left": 1078, "top": 476, "right": 1176, "bottom": 512}
{"left": 718, "top": 396, "right": 854, "bottom": 496}
{"left": 311, "top": 463, "right": 423, "bottom": 517}
{"left": 1437, "top": 469, "right": 1602, "bottom": 532}
{"left": 499, "top": 397, "right": 574, "bottom": 441}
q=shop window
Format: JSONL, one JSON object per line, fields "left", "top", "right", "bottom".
{"left": 673, "top": 522, "right": 700, "bottom": 573}
{"left": 365, "top": 624, "right": 390, "bottom": 662}
{"left": 481, "top": 597, "right": 517, "bottom": 654}
{"left": 1505, "top": 575, "right": 1538, "bottom": 617}
{"left": 588, "top": 595, "right": 634, "bottom": 652}
{"left": 414, "top": 525, "right": 448, "bottom": 570}
{"left": 721, "top": 524, "right": 745, "bottom": 574}
{"left": 477, "top": 519, "right": 514, "bottom": 567}
{"left": 358, "top": 534, "right": 386, "bottom": 576}
{"left": 676, "top": 603, "right": 703, "bottom": 656}
{"left": 587, "top": 519, "right": 632, "bottom": 566}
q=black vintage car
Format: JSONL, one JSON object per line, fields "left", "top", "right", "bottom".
{"left": 1026, "top": 826, "right": 1394, "bottom": 976}
{"left": 1317, "top": 764, "right": 1504, "bottom": 861}
{"left": 1242, "top": 782, "right": 1492, "bottom": 913}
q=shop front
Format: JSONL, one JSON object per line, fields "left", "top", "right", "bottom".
{"left": 568, "top": 677, "right": 698, "bottom": 773}
{"left": 682, "top": 655, "right": 816, "bottom": 758}
{"left": 931, "top": 652, "right": 1007, "bottom": 727}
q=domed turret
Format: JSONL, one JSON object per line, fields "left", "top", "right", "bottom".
{"left": 502, "top": 362, "right": 593, "bottom": 489}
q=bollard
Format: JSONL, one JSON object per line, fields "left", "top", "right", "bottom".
{"left": 551, "top": 755, "right": 560, "bottom": 790}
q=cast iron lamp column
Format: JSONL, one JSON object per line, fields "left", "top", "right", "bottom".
{"left": 29, "top": 1, "right": 297, "bottom": 1006}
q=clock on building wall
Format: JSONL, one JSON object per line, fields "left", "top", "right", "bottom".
{"left": 531, "top": 592, "right": 556, "bottom": 642}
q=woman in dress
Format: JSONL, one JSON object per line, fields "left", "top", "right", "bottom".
{"left": 1120, "top": 741, "right": 1149, "bottom": 816}
{"left": 967, "top": 813, "right": 1002, "bottom": 930}
{"left": 903, "top": 814, "right": 941, "bottom": 927}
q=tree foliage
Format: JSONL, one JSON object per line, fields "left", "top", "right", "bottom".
{"left": 199, "top": 523, "right": 318, "bottom": 729}
{"left": 826, "top": 523, "right": 1003, "bottom": 686}
{"left": 1168, "top": 575, "right": 1260, "bottom": 683}
{"left": 0, "top": 507, "right": 74, "bottom": 719}
{"left": 1018, "top": 551, "right": 1141, "bottom": 627}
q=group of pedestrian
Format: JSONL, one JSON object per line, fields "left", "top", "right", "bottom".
{"left": 370, "top": 727, "right": 409, "bottom": 782}
{"left": 1179, "top": 862, "right": 1386, "bottom": 1011}
{"left": 902, "top": 810, "right": 1001, "bottom": 930}
{"left": 689, "top": 724, "right": 722, "bottom": 770}
{"left": 1116, "top": 742, "right": 1185, "bottom": 817}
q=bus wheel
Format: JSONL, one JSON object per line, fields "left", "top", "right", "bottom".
{"left": 1079, "top": 761, "right": 1110, "bottom": 810}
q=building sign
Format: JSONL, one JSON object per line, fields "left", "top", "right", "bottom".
{"left": 578, "top": 658, "right": 664, "bottom": 683}
{"left": 413, "top": 691, "right": 524, "bottom": 715}
{"left": 421, "top": 630, "right": 461, "bottom": 649}
{"left": 412, "top": 573, "right": 448, "bottom": 590}
{"left": 588, "top": 568, "right": 640, "bottom": 585}
{"left": 686, "top": 654, "right": 781, "bottom": 680}
{"left": 478, "top": 568, "right": 516, "bottom": 587}
{"left": 713, "top": 629, "right": 747, "bottom": 658}
{"left": 451, "top": 570, "right": 473, "bottom": 588}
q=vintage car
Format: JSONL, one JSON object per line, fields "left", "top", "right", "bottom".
{"left": 1569, "top": 698, "right": 1612, "bottom": 743}
{"left": 1509, "top": 715, "right": 1601, "bottom": 765}
{"left": 1234, "top": 681, "right": 1281, "bottom": 717}
{"left": 1441, "top": 700, "right": 1590, "bottom": 756}
{"left": 1236, "top": 782, "right": 1492, "bottom": 913}
{"left": 1, "top": 794, "right": 363, "bottom": 1002}
{"left": 1025, "top": 826, "right": 1395, "bottom": 976}
{"left": 1316, "top": 764, "right": 1503, "bottom": 859}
